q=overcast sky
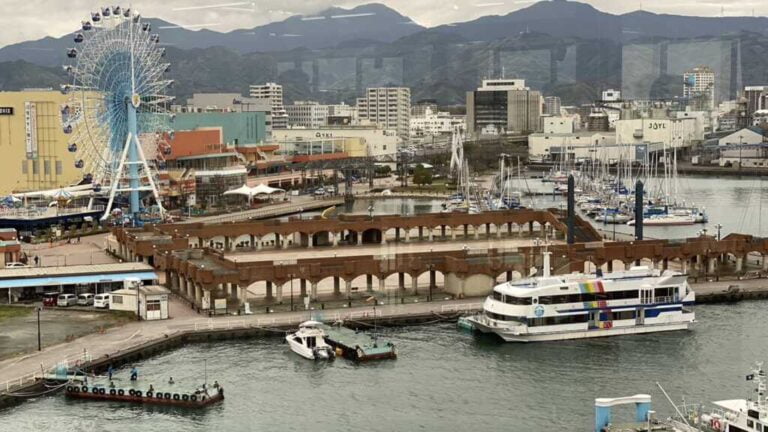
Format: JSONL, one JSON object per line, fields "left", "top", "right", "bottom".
{"left": 0, "top": 0, "right": 766, "bottom": 48}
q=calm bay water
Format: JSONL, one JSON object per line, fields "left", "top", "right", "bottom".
{"left": 344, "top": 175, "right": 768, "bottom": 239}
{"left": 2, "top": 301, "right": 767, "bottom": 431}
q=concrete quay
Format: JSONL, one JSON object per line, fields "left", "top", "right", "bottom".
{"left": 0, "top": 297, "right": 481, "bottom": 404}
{"left": 1, "top": 276, "right": 767, "bottom": 409}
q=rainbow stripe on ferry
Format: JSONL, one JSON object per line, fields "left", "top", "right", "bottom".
{"left": 579, "top": 280, "right": 607, "bottom": 309}
{"left": 580, "top": 280, "right": 612, "bottom": 329}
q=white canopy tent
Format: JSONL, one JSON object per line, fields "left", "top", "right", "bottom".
{"left": 250, "top": 184, "right": 284, "bottom": 196}
{"left": 222, "top": 184, "right": 256, "bottom": 199}
{"left": 223, "top": 184, "right": 286, "bottom": 203}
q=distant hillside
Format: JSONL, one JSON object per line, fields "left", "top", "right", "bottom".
{"left": 2, "top": 1, "right": 768, "bottom": 106}
{"left": 430, "top": 0, "right": 768, "bottom": 42}
{"left": 0, "top": 60, "right": 65, "bottom": 90}
{"left": 0, "top": 4, "right": 424, "bottom": 67}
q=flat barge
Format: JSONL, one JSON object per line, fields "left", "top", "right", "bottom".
{"left": 323, "top": 326, "right": 397, "bottom": 362}
{"left": 64, "top": 384, "right": 224, "bottom": 407}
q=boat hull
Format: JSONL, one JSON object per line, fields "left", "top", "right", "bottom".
{"left": 65, "top": 386, "right": 223, "bottom": 407}
{"left": 627, "top": 219, "right": 696, "bottom": 226}
{"left": 469, "top": 319, "right": 692, "bottom": 343}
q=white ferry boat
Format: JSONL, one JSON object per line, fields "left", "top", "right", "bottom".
{"left": 466, "top": 253, "right": 695, "bottom": 342}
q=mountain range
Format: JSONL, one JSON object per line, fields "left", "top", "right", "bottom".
{"left": 1, "top": 1, "right": 768, "bottom": 106}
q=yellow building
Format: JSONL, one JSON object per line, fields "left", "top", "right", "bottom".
{"left": 0, "top": 91, "right": 81, "bottom": 195}
{"left": 340, "top": 137, "right": 371, "bottom": 157}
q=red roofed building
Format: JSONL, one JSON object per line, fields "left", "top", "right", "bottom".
{"left": 166, "top": 129, "right": 226, "bottom": 160}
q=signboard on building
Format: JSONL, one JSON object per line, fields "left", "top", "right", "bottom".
{"left": 0, "top": 107, "right": 13, "bottom": 115}
{"left": 214, "top": 298, "right": 227, "bottom": 315}
{"left": 635, "top": 144, "right": 648, "bottom": 162}
{"left": 24, "top": 102, "right": 38, "bottom": 159}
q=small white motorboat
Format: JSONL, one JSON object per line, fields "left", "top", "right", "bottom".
{"left": 286, "top": 321, "right": 336, "bottom": 360}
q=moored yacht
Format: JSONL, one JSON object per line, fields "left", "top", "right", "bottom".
{"left": 627, "top": 213, "right": 697, "bottom": 226}
{"left": 286, "top": 321, "right": 336, "bottom": 360}
{"left": 465, "top": 253, "right": 695, "bottom": 342}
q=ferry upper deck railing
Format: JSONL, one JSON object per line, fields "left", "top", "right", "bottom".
{"left": 641, "top": 295, "right": 680, "bottom": 305}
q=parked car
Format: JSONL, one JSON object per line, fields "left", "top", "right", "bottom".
{"left": 57, "top": 293, "right": 77, "bottom": 307}
{"left": 42, "top": 292, "right": 59, "bottom": 307}
{"left": 77, "top": 293, "right": 94, "bottom": 306}
{"left": 314, "top": 188, "right": 326, "bottom": 196}
{"left": 5, "top": 262, "right": 28, "bottom": 268}
{"left": 93, "top": 294, "right": 110, "bottom": 309}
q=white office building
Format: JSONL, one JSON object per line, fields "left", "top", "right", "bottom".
{"left": 683, "top": 67, "right": 716, "bottom": 110}
{"left": 328, "top": 103, "right": 358, "bottom": 121}
{"left": 250, "top": 82, "right": 288, "bottom": 129}
{"left": 409, "top": 108, "right": 465, "bottom": 138}
{"left": 357, "top": 87, "right": 411, "bottom": 142}
{"left": 615, "top": 118, "right": 700, "bottom": 150}
{"left": 601, "top": 89, "right": 622, "bottom": 102}
{"left": 544, "top": 96, "right": 562, "bottom": 116}
{"left": 286, "top": 101, "right": 329, "bottom": 129}
{"left": 528, "top": 131, "right": 620, "bottom": 161}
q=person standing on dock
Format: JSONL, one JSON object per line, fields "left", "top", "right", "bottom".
{"left": 168, "top": 377, "right": 174, "bottom": 385}
{"left": 107, "top": 365, "right": 114, "bottom": 380}
{"left": 130, "top": 367, "right": 138, "bottom": 381}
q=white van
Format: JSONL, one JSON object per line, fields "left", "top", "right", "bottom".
{"left": 77, "top": 293, "right": 94, "bottom": 306}
{"left": 57, "top": 293, "right": 77, "bottom": 307}
{"left": 94, "top": 294, "right": 110, "bottom": 309}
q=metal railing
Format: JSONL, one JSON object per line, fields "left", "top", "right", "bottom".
{"left": 2, "top": 350, "right": 91, "bottom": 395}
{"left": 440, "top": 303, "right": 483, "bottom": 313}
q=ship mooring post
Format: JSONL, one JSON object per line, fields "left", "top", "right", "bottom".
{"left": 567, "top": 175, "right": 575, "bottom": 244}
{"left": 635, "top": 180, "right": 644, "bottom": 241}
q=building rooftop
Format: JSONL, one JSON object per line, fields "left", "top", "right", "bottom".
{"left": 530, "top": 131, "right": 611, "bottom": 138}
{"left": 111, "top": 285, "right": 170, "bottom": 296}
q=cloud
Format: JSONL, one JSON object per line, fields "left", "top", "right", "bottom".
{"left": 0, "top": 0, "right": 765, "bottom": 47}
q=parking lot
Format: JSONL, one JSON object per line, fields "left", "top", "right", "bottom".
{"left": 0, "top": 306, "right": 134, "bottom": 359}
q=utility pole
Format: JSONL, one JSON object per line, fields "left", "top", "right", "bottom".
{"left": 37, "top": 307, "right": 42, "bottom": 351}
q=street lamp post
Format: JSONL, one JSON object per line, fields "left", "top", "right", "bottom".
{"left": 37, "top": 307, "right": 41, "bottom": 351}
{"left": 738, "top": 135, "right": 743, "bottom": 171}
{"left": 290, "top": 275, "right": 294, "bottom": 312}
{"left": 428, "top": 264, "right": 434, "bottom": 302}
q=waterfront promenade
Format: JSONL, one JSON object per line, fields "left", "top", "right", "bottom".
{"left": 2, "top": 276, "right": 766, "bottom": 396}
{"left": 0, "top": 297, "right": 482, "bottom": 394}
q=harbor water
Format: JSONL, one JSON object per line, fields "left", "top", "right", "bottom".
{"left": 342, "top": 175, "right": 768, "bottom": 239}
{"left": 2, "top": 301, "right": 767, "bottom": 431}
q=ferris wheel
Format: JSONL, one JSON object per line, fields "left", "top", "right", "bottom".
{"left": 61, "top": 6, "right": 173, "bottom": 222}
